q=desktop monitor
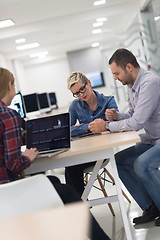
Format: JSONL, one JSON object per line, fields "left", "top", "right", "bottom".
{"left": 48, "top": 92, "right": 58, "bottom": 109}
{"left": 37, "top": 92, "right": 51, "bottom": 113}
{"left": 23, "top": 93, "right": 39, "bottom": 113}
{"left": 8, "top": 91, "right": 26, "bottom": 118}
{"left": 86, "top": 71, "right": 105, "bottom": 88}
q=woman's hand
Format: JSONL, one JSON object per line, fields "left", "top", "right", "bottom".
{"left": 22, "top": 148, "right": 39, "bottom": 162}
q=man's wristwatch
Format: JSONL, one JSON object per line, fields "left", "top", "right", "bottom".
{"left": 106, "top": 121, "right": 110, "bottom": 131}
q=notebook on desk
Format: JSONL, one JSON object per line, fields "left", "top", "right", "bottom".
{"left": 26, "top": 112, "right": 71, "bottom": 158}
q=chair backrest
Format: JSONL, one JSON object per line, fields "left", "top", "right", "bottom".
{"left": 0, "top": 174, "right": 63, "bottom": 220}
{"left": 84, "top": 158, "right": 110, "bottom": 173}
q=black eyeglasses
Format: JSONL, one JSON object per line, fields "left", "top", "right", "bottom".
{"left": 72, "top": 83, "right": 87, "bottom": 98}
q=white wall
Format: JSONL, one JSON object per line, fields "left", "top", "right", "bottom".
{"left": 15, "top": 50, "right": 116, "bottom": 110}
{"left": 22, "top": 57, "right": 74, "bottom": 108}
{"left": 0, "top": 54, "right": 7, "bottom": 68}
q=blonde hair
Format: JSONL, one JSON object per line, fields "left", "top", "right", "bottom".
{"left": 67, "top": 72, "right": 89, "bottom": 89}
{"left": 0, "top": 68, "right": 14, "bottom": 99}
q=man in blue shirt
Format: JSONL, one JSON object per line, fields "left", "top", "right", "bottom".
{"left": 102, "top": 48, "right": 160, "bottom": 226}
{"left": 66, "top": 71, "right": 118, "bottom": 196}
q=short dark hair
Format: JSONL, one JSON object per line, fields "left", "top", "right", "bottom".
{"left": 109, "top": 48, "right": 140, "bottom": 69}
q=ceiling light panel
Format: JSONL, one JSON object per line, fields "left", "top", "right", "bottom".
{"left": 154, "top": 16, "right": 160, "bottom": 21}
{"left": 92, "top": 42, "right": 100, "bottom": 47}
{"left": 16, "top": 43, "right": 40, "bottom": 51}
{"left": 94, "top": 0, "right": 106, "bottom": 6}
{"left": 92, "top": 29, "right": 102, "bottom": 34}
{"left": 0, "top": 19, "right": 15, "bottom": 28}
{"left": 15, "top": 38, "right": 26, "bottom": 44}
{"left": 96, "top": 17, "right": 107, "bottom": 22}
{"left": 30, "top": 51, "right": 48, "bottom": 58}
{"left": 93, "top": 22, "right": 103, "bottom": 27}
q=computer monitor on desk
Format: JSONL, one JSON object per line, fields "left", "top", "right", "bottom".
{"left": 86, "top": 71, "right": 105, "bottom": 88}
{"left": 37, "top": 93, "right": 51, "bottom": 113}
{"left": 49, "top": 92, "right": 58, "bottom": 109}
{"left": 9, "top": 91, "right": 26, "bottom": 119}
{"left": 23, "top": 93, "right": 40, "bottom": 118}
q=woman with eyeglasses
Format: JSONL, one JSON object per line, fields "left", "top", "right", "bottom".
{"left": 66, "top": 72, "right": 118, "bottom": 196}
{"left": 68, "top": 72, "right": 118, "bottom": 137}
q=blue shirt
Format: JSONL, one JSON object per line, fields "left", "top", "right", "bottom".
{"left": 109, "top": 68, "right": 160, "bottom": 145}
{"left": 69, "top": 91, "right": 118, "bottom": 137}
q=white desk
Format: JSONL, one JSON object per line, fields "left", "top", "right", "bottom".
{"left": 0, "top": 202, "right": 89, "bottom": 240}
{"left": 25, "top": 131, "right": 140, "bottom": 240}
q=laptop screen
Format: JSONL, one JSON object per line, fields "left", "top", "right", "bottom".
{"left": 26, "top": 112, "right": 70, "bottom": 152}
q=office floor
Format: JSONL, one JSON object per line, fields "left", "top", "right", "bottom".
{"left": 50, "top": 166, "right": 160, "bottom": 240}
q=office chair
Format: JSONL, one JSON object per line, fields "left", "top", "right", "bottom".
{"left": 84, "top": 159, "right": 131, "bottom": 216}
{"left": 0, "top": 175, "right": 89, "bottom": 240}
{"left": 0, "top": 174, "right": 63, "bottom": 220}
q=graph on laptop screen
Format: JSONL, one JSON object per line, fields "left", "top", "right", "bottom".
{"left": 9, "top": 92, "right": 26, "bottom": 118}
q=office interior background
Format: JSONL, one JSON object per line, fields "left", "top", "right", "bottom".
{"left": 1, "top": 1, "right": 160, "bottom": 239}
{"left": 0, "top": 0, "right": 160, "bottom": 114}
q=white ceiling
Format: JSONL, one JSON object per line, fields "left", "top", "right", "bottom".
{"left": 0, "top": 0, "right": 147, "bottom": 65}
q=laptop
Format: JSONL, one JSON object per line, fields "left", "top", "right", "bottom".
{"left": 26, "top": 112, "right": 71, "bottom": 158}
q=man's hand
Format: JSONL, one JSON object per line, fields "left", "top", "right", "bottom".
{"left": 88, "top": 119, "right": 106, "bottom": 133}
{"left": 105, "top": 108, "right": 118, "bottom": 121}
